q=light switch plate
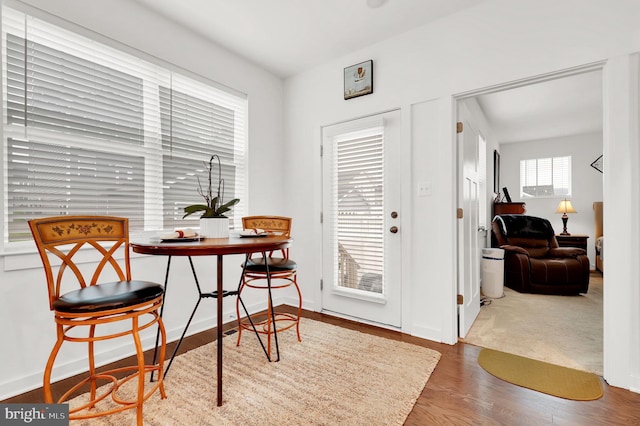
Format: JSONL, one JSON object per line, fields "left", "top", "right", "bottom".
{"left": 417, "top": 182, "right": 432, "bottom": 197}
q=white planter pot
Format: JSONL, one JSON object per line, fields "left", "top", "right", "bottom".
{"left": 199, "top": 217, "right": 230, "bottom": 238}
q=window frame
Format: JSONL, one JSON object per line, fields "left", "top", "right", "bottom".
{"left": 519, "top": 155, "right": 572, "bottom": 199}
{"left": 0, "top": 3, "right": 248, "bottom": 253}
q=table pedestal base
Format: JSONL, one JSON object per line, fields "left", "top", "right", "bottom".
{"left": 151, "top": 251, "right": 280, "bottom": 406}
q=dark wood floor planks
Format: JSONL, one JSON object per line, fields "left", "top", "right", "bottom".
{"left": 4, "top": 307, "right": 640, "bottom": 425}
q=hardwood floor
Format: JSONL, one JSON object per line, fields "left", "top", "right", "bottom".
{"left": 4, "top": 307, "right": 640, "bottom": 425}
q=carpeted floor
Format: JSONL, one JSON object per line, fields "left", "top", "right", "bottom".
{"left": 69, "top": 318, "right": 441, "bottom": 425}
{"left": 462, "top": 273, "right": 603, "bottom": 375}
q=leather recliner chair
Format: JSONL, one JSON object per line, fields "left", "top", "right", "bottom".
{"left": 491, "top": 214, "right": 590, "bottom": 295}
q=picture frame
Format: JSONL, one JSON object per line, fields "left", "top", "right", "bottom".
{"left": 502, "top": 187, "right": 512, "bottom": 203}
{"left": 493, "top": 149, "right": 500, "bottom": 193}
{"left": 344, "top": 60, "right": 373, "bottom": 100}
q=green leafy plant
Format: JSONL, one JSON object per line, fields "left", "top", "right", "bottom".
{"left": 183, "top": 154, "right": 240, "bottom": 219}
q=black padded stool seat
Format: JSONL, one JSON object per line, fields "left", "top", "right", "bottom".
{"left": 53, "top": 281, "right": 164, "bottom": 313}
{"left": 243, "top": 257, "right": 297, "bottom": 272}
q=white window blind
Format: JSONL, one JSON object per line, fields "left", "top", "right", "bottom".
{"left": 2, "top": 5, "right": 246, "bottom": 244}
{"left": 159, "top": 75, "right": 246, "bottom": 231}
{"left": 519, "top": 156, "right": 571, "bottom": 198}
{"left": 330, "top": 126, "right": 385, "bottom": 294}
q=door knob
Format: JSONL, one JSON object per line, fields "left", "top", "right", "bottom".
{"left": 390, "top": 226, "right": 398, "bottom": 234}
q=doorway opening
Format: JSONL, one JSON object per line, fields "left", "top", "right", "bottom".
{"left": 455, "top": 64, "right": 604, "bottom": 375}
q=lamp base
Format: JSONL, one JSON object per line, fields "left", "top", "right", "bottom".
{"left": 560, "top": 214, "right": 570, "bottom": 235}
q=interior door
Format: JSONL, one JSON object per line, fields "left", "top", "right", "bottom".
{"left": 457, "top": 110, "right": 482, "bottom": 338}
{"left": 321, "top": 110, "right": 402, "bottom": 327}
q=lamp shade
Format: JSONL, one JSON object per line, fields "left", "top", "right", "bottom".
{"left": 555, "top": 199, "right": 577, "bottom": 214}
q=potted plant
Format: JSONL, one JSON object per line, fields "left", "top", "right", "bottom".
{"left": 183, "top": 154, "right": 239, "bottom": 238}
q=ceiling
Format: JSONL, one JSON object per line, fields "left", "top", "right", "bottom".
{"left": 132, "top": 0, "right": 487, "bottom": 78}
{"left": 132, "top": 0, "right": 602, "bottom": 143}
{"left": 475, "top": 71, "right": 603, "bottom": 143}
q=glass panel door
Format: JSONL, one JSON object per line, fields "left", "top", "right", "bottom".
{"left": 321, "top": 110, "right": 401, "bottom": 327}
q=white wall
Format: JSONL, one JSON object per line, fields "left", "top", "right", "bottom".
{"left": 3, "top": 0, "right": 640, "bottom": 399}
{"left": 0, "top": 0, "right": 285, "bottom": 399}
{"left": 283, "top": 0, "right": 640, "bottom": 391}
{"left": 500, "top": 132, "right": 604, "bottom": 264}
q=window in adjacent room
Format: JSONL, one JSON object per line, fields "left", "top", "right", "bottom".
{"left": 519, "top": 156, "right": 571, "bottom": 198}
{"left": 1, "top": 5, "right": 247, "bottom": 246}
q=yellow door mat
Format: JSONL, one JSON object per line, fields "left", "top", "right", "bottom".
{"left": 478, "top": 348, "right": 604, "bottom": 401}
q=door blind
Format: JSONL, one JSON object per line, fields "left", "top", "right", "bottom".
{"left": 330, "top": 127, "right": 385, "bottom": 294}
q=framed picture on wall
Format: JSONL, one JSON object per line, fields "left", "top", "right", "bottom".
{"left": 493, "top": 149, "right": 500, "bottom": 193}
{"left": 344, "top": 60, "right": 373, "bottom": 100}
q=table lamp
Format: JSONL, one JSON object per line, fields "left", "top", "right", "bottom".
{"left": 555, "top": 199, "right": 577, "bottom": 235}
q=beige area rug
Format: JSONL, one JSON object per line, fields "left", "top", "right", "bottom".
{"left": 462, "top": 274, "right": 603, "bottom": 375}
{"left": 70, "top": 318, "right": 441, "bottom": 425}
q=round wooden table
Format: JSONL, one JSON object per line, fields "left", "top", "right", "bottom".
{"left": 130, "top": 235, "right": 292, "bottom": 406}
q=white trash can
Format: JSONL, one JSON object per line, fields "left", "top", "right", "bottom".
{"left": 481, "top": 248, "right": 505, "bottom": 298}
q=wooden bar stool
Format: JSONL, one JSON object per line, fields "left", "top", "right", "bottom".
{"left": 235, "top": 216, "right": 302, "bottom": 360}
{"left": 29, "top": 216, "right": 167, "bottom": 425}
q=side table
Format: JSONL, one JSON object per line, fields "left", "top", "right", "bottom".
{"left": 555, "top": 234, "right": 589, "bottom": 251}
